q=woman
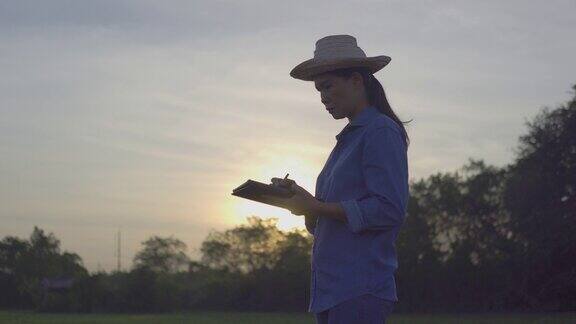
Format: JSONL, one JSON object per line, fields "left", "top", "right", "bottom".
{"left": 267, "top": 34, "right": 410, "bottom": 324}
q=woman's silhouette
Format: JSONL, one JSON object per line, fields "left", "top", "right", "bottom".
{"left": 268, "top": 34, "right": 411, "bottom": 324}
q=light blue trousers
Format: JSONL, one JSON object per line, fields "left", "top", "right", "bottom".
{"left": 314, "top": 294, "right": 395, "bottom": 324}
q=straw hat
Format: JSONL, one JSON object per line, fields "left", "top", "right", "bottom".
{"left": 290, "top": 34, "right": 391, "bottom": 81}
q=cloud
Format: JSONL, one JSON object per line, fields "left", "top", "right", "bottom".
{"left": 1, "top": 0, "right": 575, "bottom": 271}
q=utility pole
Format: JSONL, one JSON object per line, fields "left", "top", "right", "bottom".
{"left": 116, "top": 229, "right": 122, "bottom": 272}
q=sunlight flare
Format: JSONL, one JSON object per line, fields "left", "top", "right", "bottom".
{"left": 228, "top": 154, "right": 319, "bottom": 232}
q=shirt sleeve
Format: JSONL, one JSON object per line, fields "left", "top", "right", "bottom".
{"left": 305, "top": 214, "right": 317, "bottom": 235}
{"left": 305, "top": 193, "right": 323, "bottom": 235}
{"left": 340, "top": 126, "right": 409, "bottom": 234}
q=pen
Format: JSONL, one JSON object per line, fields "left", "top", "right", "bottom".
{"left": 284, "top": 173, "right": 289, "bottom": 180}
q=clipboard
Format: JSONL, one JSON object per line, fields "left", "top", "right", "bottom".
{"left": 231, "top": 179, "right": 294, "bottom": 208}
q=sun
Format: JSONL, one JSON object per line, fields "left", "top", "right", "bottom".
{"left": 229, "top": 155, "right": 319, "bottom": 232}
{"left": 233, "top": 201, "right": 300, "bottom": 232}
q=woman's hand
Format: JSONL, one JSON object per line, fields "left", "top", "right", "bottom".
{"left": 263, "top": 178, "right": 320, "bottom": 216}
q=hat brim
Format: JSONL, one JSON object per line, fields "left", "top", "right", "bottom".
{"left": 290, "top": 55, "right": 391, "bottom": 81}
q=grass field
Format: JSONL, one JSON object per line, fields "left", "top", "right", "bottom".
{"left": 0, "top": 311, "right": 575, "bottom": 324}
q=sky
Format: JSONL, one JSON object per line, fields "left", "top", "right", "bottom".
{"left": 1, "top": 0, "right": 575, "bottom": 272}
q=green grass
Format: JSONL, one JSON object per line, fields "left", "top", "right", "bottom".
{"left": 0, "top": 311, "right": 574, "bottom": 324}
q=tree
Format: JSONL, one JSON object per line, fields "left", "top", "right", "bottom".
{"left": 200, "top": 216, "right": 285, "bottom": 274}
{"left": 397, "top": 160, "right": 519, "bottom": 312}
{"left": 133, "top": 236, "right": 190, "bottom": 274}
{"left": 0, "top": 227, "right": 87, "bottom": 310}
{"left": 503, "top": 84, "right": 576, "bottom": 310}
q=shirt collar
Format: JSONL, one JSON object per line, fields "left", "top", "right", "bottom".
{"left": 335, "top": 105, "right": 379, "bottom": 140}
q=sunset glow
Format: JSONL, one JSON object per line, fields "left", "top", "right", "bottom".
{"left": 229, "top": 155, "right": 319, "bottom": 232}
{"left": 2, "top": 1, "right": 573, "bottom": 273}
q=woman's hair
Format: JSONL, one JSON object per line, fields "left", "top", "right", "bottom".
{"left": 329, "top": 67, "right": 412, "bottom": 148}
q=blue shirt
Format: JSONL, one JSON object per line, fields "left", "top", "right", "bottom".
{"left": 307, "top": 105, "right": 409, "bottom": 313}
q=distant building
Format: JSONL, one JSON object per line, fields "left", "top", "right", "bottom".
{"left": 41, "top": 277, "right": 74, "bottom": 291}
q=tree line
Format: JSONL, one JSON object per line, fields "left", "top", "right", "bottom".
{"left": 1, "top": 85, "right": 574, "bottom": 313}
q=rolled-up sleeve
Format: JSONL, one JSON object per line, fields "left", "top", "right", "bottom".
{"left": 340, "top": 126, "right": 408, "bottom": 234}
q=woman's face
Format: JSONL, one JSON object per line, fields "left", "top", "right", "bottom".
{"left": 313, "top": 71, "right": 364, "bottom": 120}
